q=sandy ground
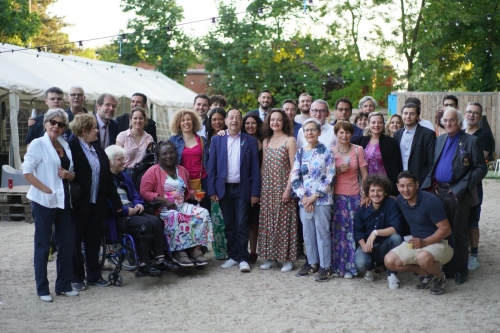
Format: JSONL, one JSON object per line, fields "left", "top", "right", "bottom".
{"left": 1, "top": 180, "right": 500, "bottom": 332}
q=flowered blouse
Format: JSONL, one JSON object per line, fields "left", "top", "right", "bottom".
{"left": 291, "top": 143, "right": 336, "bottom": 207}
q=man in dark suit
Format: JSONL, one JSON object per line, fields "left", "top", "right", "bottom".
{"left": 394, "top": 102, "right": 436, "bottom": 186}
{"left": 247, "top": 90, "right": 273, "bottom": 122}
{"left": 116, "top": 93, "right": 157, "bottom": 142}
{"left": 94, "top": 93, "right": 119, "bottom": 149}
{"left": 207, "top": 108, "right": 261, "bottom": 273}
{"left": 422, "top": 108, "right": 487, "bottom": 285}
{"left": 282, "top": 99, "right": 302, "bottom": 139}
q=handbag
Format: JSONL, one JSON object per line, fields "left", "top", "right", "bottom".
{"left": 188, "top": 135, "right": 203, "bottom": 190}
{"left": 69, "top": 181, "right": 81, "bottom": 203}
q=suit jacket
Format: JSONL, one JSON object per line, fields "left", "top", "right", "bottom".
{"left": 393, "top": 124, "right": 436, "bottom": 186}
{"left": 351, "top": 134, "right": 403, "bottom": 196}
{"left": 207, "top": 132, "right": 261, "bottom": 201}
{"left": 116, "top": 113, "right": 158, "bottom": 143}
{"left": 422, "top": 130, "right": 488, "bottom": 199}
{"left": 68, "top": 136, "right": 122, "bottom": 220}
{"left": 93, "top": 115, "right": 119, "bottom": 148}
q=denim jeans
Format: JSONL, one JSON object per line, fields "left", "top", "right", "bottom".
{"left": 218, "top": 183, "right": 250, "bottom": 263}
{"left": 33, "top": 202, "right": 73, "bottom": 296}
{"left": 354, "top": 234, "right": 403, "bottom": 276}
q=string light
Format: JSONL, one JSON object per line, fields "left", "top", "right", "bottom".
{"left": 455, "top": 21, "right": 459, "bottom": 27}
{"left": 78, "top": 41, "right": 83, "bottom": 47}
{"left": 487, "top": 14, "right": 491, "bottom": 20}
{"left": 166, "top": 26, "right": 173, "bottom": 35}
{"left": 37, "top": 47, "right": 41, "bottom": 52}
{"left": 258, "top": 8, "right": 264, "bottom": 17}
{"left": 121, "top": 34, "right": 127, "bottom": 40}
{"left": 306, "top": 43, "right": 309, "bottom": 50}
{"left": 211, "top": 17, "right": 216, "bottom": 25}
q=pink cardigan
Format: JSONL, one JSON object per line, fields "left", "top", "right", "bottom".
{"left": 140, "top": 164, "right": 192, "bottom": 215}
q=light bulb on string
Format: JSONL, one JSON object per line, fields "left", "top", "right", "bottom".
{"left": 264, "top": 84, "right": 267, "bottom": 88}
{"left": 208, "top": 74, "right": 211, "bottom": 78}
{"left": 183, "top": 73, "right": 186, "bottom": 77}
{"left": 248, "top": 48, "right": 252, "bottom": 54}
{"left": 362, "top": 76, "right": 365, "bottom": 80}
{"left": 227, "top": 83, "right": 231, "bottom": 87}
{"left": 279, "top": 74, "right": 283, "bottom": 79}
{"left": 455, "top": 21, "right": 459, "bottom": 27}
{"left": 256, "top": 74, "right": 259, "bottom": 79}
{"left": 487, "top": 14, "right": 491, "bottom": 20}
{"left": 245, "top": 83, "right": 248, "bottom": 87}
{"left": 306, "top": 43, "right": 309, "bottom": 50}
{"left": 327, "top": 72, "right": 331, "bottom": 76}
{"left": 303, "top": 73, "right": 307, "bottom": 77}
{"left": 322, "top": 82, "right": 325, "bottom": 85}
{"left": 209, "top": 83, "right": 212, "bottom": 86}
{"left": 424, "top": 27, "right": 428, "bottom": 33}
{"left": 78, "top": 41, "right": 83, "bottom": 47}
{"left": 122, "top": 34, "right": 127, "bottom": 40}
{"left": 441, "top": 56, "right": 445, "bottom": 60}
{"left": 166, "top": 26, "right": 172, "bottom": 35}
{"left": 258, "top": 8, "right": 264, "bottom": 16}
{"left": 222, "top": 51, "right": 225, "bottom": 56}
{"left": 232, "top": 75, "right": 235, "bottom": 79}
{"left": 303, "top": 83, "right": 306, "bottom": 86}
{"left": 211, "top": 17, "right": 216, "bottom": 25}
{"left": 283, "top": 83, "right": 287, "bottom": 87}
{"left": 170, "top": 53, "right": 173, "bottom": 58}
{"left": 350, "top": 70, "right": 353, "bottom": 73}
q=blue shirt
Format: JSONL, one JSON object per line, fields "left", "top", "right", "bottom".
{"left": 353, "top": 197, "right": 403, "bottom": 244}
{"left": 434, "top": 132, "right": 460, "bottom": 183}
{"left": 396, "top": 190, "right": 448, "bottom": 239}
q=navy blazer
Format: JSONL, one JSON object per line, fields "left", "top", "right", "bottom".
{"left": 393, "top": 124, "right": 436, "bottom": 186}
{"left": 93, "top": 115, "right": 118, "bottom": 148}
{"left": 293, "top": 121, "right": 302, "bottom": 140}
{"left": 422, "top": 130, "right": 487, "bottom": 200}
{"left": 207, "top": 132, "right": 261, "bottom": 201}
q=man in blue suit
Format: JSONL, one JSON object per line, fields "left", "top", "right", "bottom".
{"left": 94, "top": 93, "right": 119, "bottom": 149}
{"left": 207, "top": 108, "right": 261, "bottom": 272}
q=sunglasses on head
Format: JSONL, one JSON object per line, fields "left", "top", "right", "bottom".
{"left": 47, "top": 119, "right": 66, "bottom": 128}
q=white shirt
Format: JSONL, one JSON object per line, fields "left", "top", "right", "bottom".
{"left": 294, "top": 114, "right": 311, "bottom": 124}
{"left": 197, "top": 118, "right": 207, "bottom": 137}
{"left": 419, "top": 118, "right": 434, "bottom": 131}
{"left": 259, "top": 107, "right": 269, "bottom": 122}
{"left": 297, "top": 123, "right": 337, "bottom": 149}
{"left": 22, "top": 133, "right": 74, "bottom": 209}
{"left": 225, "top": 131, "right": 241, "bottom": 183}
{"left": 400, "top": 125, "right": 417, "bottom": 170}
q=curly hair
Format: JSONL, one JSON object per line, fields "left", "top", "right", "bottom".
{"left": 69, "top": 113, "right": 96, "bottom": 137}
{"left": 154, "top": 140, "right": 177, "bottom": 165}
{"left": 170, "top": 109, "right": 201, "bottom": 135}
{"left": 363, "top": 174, "right": 392, "bottom": 196}
{"left": 242, "top": 113, "right": 263, "bottom": 142}
{"left": 262, "top": 108, "right": 292, "bottom": 140}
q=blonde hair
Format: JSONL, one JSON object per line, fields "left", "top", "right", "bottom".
{"left": 363, "top": 112, "right": 386, "bottom": 136}
{"left": 69, "top": 113, "right": 97, "bottom": 137}
{"left": 170, "top": 108, "right": 201, "bottom": 135}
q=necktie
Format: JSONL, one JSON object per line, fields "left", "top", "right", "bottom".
{"left": 101, "top": 124, "right": 107, "bottom": 147}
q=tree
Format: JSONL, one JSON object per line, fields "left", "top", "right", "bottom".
{"left": 0, "top": 0, "right": 40, "bottom": 43}
{"left": 30, "top": 0, "right": 72, "bottom": 54}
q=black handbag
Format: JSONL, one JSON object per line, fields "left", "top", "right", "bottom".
{"left": 144, "top": 201, "right": 163, "bottom": 215}
{"left": 69, "top": 181, "right": 81, "bottom": 203}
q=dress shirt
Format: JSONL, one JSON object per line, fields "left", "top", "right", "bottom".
{"left": 434, "top": 132, "right": 460, "bottom": 183}
{"left": 296, "top": 122, "right": 337, "bottom": 149}
{"left": 400, "top": 125, "right": 417, "bottom": 170}
{"left": 259, "top": 108, "right": 268, "bottom": 122}
{"left": 226, "top": 131, "right": 241, "bottom": 183}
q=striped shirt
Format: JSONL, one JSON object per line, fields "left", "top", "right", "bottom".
{"left": 78, "top": 139, "right": 101, "bottom": 204}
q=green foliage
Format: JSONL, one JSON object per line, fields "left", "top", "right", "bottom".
{"left": 0, "top": 0, "right": 41, "bottom": 43}
{"left": 31, "top": 0, "right": 72, "bottom": 54}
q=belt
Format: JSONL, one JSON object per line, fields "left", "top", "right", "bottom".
{"left": 225, "top": 183, "right": 240, "bottom": 187}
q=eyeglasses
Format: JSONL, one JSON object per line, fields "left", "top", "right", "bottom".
{"left": 336, "top": 108, "right": 351, "bottom": 113}
{"left": 304, "top": 128, "right": 319, "bottom": 133}
{"left": 465, "top": 110, "right": 481, "bottom": 116}
{"left": 69, "top": 93, "right": 84, "bottom": 98}
{"left": 310, "top": 109, "right": 329, "bottom": 114}
{"left": 47, "top": 119, "right": 66, "bottom": 128}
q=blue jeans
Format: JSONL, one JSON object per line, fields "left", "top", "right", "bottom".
{"left": 218, "top": 183, "right": 250, "bottom": 263}
{"left": 33, "top": 202, "right": 73, "bottom": 296}
{"left": 354, "top": 234, "right": 402, "bottom": 276}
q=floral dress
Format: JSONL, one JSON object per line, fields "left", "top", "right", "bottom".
{"left": 258, "top": 140, "right": 297, "bottom": 261}
{"left": 365, "top": 142, "right": 387, "bottom": 176}
{"left": 159, "top": 169, "right": 213, "bottom": 251}
{"left": 211, "top": 201, "right": 228, "bottom": 259}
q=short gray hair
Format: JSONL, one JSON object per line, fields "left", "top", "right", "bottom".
{"left": 105, "top": 145, "right": 125, "bottom": 166}
{"left": 358, "top": 96, "right": 377, "bottom": 109}
{"left": 441, "top": 108, "right": 464, "bottom": 127}
{"left": 312, "top": 99, "right": 329, "bottom": 110}
{"left": 43, "top": 108, "right": 68, "bottom": 125}
{"left": 303, "top": 118, "right": 322, "bottom": 132}
{"left": 69, "top": 85, "right": 85, "bottom": 92}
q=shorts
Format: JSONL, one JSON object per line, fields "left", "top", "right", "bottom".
{"left": 391, "top": 240, "right": 453, "bottom": 266}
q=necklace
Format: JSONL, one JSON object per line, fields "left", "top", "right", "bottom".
{"left": 272, "top": 134, "right": 284, "bottom": 143}
{"left": 337, "top": 144, "right": 351, "bottom": 154}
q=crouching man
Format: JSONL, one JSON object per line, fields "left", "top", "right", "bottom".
{"left": 385, "top": 171, "right": 453, "bottom": 295}
{"left": 354, "top": 175, "right": 403, "bottom": 289}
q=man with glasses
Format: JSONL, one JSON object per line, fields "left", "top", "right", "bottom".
{"left": 116, "top": 93, "right": 157, "bottom": 142}
{"left": 463, "top": 102, "right": 493, "bottom": 272}
{"left": 26, "top": 87, "right": 66, "bottom": 144}
{"left": 422, "top": 108, "right": 487, "bottom": 285}
{"left": 296, "top": 99, "right": 337, "bottom": 149}
{"left": 330, "top": 98, "right": 363, "bottom": 140}
{"left": 294, "top": 93, "right": 313, "bottom": 124}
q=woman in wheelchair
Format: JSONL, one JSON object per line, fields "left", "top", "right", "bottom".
{"left": 140, "top": 141, "right": 213, "bottom": 267}
{"left": 105, "top": 145, "right": 175, "bottom": 276}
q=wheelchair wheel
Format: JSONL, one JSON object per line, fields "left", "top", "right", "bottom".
{"left": 108, "top": 272, "right": 123, "bottom": 287}
{"left": 111, "top": 237, "right": 138, "bottom": 271}
{"left": 98, "top": 235, "right": 107, "bottom": 270}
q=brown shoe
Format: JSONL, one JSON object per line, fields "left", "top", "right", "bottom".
{"left": 173, "top": 251, "right": 194, "bottom": 267}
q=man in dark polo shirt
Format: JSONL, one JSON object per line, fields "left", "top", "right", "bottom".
{"left": 385, "top": 171, "right": 453, "bottom": 295}
{"left": 353, "top": 174, "right": 403, "bottom": 289}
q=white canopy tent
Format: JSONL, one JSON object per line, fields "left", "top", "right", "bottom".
{"left": 0, "top": 43, "right": 197, "bottom": 169}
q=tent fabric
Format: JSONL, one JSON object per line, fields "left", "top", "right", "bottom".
{"left": 8, "top": 92, "right": 21, "bottom": 169}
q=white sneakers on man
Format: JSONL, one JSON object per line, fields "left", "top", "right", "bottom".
{"left": 39, "top": 295, "right": 53, "bottom": 302}
{"left": 239, "top": 261, "right": 251, "bottom": 272}
{"left": 387, "top": 273, "right": 400, "bottom": 289}
{"left": 221, "top": 258, "right": 238, "bottom": 269}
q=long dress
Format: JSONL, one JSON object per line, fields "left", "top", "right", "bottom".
{"left": 159, "top": 169, "right": 213, "bottom": 251}
{"left": 211, "top": 201, "right": 228, "bottom": 259}
{"left": 258, "top": 140, "right": 297, "bottom": 261}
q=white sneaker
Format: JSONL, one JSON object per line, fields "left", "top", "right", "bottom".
{"left": 387, "top": 273, "right": 400, "bottom": 289}
{"left": 364, "top": 269, "right": 378, "bottom": 282}
{"left": 344, "top": 272, "right": 354, "bottom": 279}
{"left": 239, "top": 261, "right": 251, "bottom": 272}
{"left": 57, "top": 290, "right": 79, "bottom": 297}
{"left": 221, "top": 258, "right": 238, "bottom": 269}
{"left": 468, "top": 256, "right": 480, "bottom": 271}
{"left": 39, "top": 295, "right": 53, "bottom": 302}
{"left": 260, "top": 259, "right": 274, "bottom": 270}
{"left": 281, "top": 261, "right": 293, "bottom": 273}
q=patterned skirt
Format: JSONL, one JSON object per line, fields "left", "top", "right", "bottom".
{"left": 331, "top": 194, "right": 360, "bottom": 276}
{"left": 211, "top": 201, "right": 228, "bottom": 259}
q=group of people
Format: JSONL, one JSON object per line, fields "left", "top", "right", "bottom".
{"left": 23, "top": 86, "right": 492, "bottom": 302}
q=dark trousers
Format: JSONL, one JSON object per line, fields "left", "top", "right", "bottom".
{"left": 72, "top": 204, "right": 103, "bottom": 284}
{"left": 435, "top": 184, "right": 470, "bottom": 276}
{"left": 219, "top": 183, "right": 250, "bottom": 263}
{"left": 296, "top": 201, "right": 304, "bottom": 254}
{"left": 354, "top": 234, "right": 403, "bottom": 276}
{"left": 33, "top": 202, "right": 73, "bottom": 296}
{"left": 116, "top": 213, "right": 165, "bottom": 262}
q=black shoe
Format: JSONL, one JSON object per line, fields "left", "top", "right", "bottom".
{"left": 455, "top": 273, "right": 468, "bottom": 285}
{"left": 136, "top": 265, "right": 161, "bottom": 277}
{"left": 297, "top": 251, "right": 307, "bottom": 260}
{"left": 430, "top": 276, "right": 446, "bottom": 295}
{"left": 71, "top": 282, "right": 87, "bottom": 291}
{"left": 415, "top": 274, "right": 434, "bottom": 289}
{"left": 248, "top": 253, "right": 258, "bottom": 264}
{"left": 295, "top": 263, "right": 319, "bottom": 277}
{"left": 87, "top": 278, "right": 111, "bottom": 287}
{"left": 156, "top": 259, "right": 178, "bottom": 271}
{"left": 315, "top": 267, "right": 332, "bottom": 282}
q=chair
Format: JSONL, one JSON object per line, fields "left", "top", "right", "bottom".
{"left": 1, "top": 165, "right": 30, "bottom": 188}
{"left": 494, "top": 159, "right": 500, "bottom": 176}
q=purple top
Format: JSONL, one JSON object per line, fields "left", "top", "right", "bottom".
{"left": 365, "top": 142, "right": 387, "bottom": 176}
